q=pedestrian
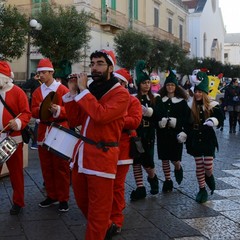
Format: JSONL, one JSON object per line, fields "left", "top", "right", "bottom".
{"left": 157, "top": 69, "right": 190, "bottom": 192}
{"left": 0, "top": 61, "right": 31, "bottom": 215}
{"left": 62, "top": 49, "right": 130, "bottom": 240}
{"left": 186, "top": 71, "right": 224, "bottom": 203}
{"left": 105, "top": 68, "right": 142, "bottom": 238}
{"left": 22, "top": 72, "right": 42, "bottom": 150}
{"left": 31, "top": 58, "right": 70, "bottom": 212}
{"left": 218, "top": 97, "right": 226, "bottom": 131}
{"left": 223, "top": 78, "right": 240, "bottom": 133}
{"left": 130, "top": 60, "right": 164, "bottom": 201}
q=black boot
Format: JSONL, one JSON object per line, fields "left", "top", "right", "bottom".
{"left": 196, "top": 187, "right": 208, "bottom": 203}
{"left": 147, "top": 174, "right": 159, "bottom": 195}
{"left": 130, "top": 186, "right": 146, "bottom": 201}
{"left": 174, "top": 166, "right": 183, "bottom": 185}
{"left": 162, "top": 180, "right": 173, "bottom": 193}
{"left": 205, "top": 174, "right": 215, "bottom": 195}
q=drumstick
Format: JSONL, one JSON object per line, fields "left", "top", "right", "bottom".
{"left": 0, "top": 113, "right": 22, "bottom": 134}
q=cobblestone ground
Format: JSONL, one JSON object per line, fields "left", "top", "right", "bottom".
{"left": 0, "top": 114, "right": 240, "bottom": 240}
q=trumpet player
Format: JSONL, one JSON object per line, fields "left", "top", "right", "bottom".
{"left": 63, "top": 49, "right": 130, "bottom": 240}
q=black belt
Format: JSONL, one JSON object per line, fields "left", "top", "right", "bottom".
{"left": 78, "top": 133, "right": 118, "bottom": 152}
{"left": 40, "top": 119, "right": 67, "bottom": 126}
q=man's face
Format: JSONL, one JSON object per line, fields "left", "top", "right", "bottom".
{"left": 90, "top": 56, "right": 113, "bottom": 81}
{"left": 37, "top": 71, "right": 53, "bottom": 86}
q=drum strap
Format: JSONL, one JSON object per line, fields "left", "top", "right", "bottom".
{"left": 78, "top": 133, "right": 118, "bottom": 152}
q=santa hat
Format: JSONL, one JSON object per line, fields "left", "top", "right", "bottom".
{"left": 114, "top": 68, "right": 132, "bottom": 85}
{"left": 100, "top": 49, "right": 116, "bottom": 66}
{"left": 135, "top": 60, "right": 150, "bottom": 86}
{"left": 164, "top": 69, "right": 178, "bottom": 86}
{"left": 37, "top": 58, "right": 54, "bottom": 72}
{"left": 0, "top": 61, "right": 14, "bottom": 79}
{"left": 194, "top": 71, "right": 209, "bottom": 94}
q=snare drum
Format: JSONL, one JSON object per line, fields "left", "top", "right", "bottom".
{"left": 0, "top": 136, "right": 18, "bottom": 165}
{"left": 43, "top": 123, "right": 80, "bottom": 160}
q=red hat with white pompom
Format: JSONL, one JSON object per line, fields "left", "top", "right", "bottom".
{"left": 0, "top": 61, "right": 14, "bottom": 79}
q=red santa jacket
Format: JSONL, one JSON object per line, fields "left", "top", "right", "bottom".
{"left": 31, "top": 80, "right": 69, "bottom": 143}
{"left": 63, "top": 83, "right": 130, "bottom": 179}
{"left": 118, "top": 95, "right": 142, "bottom": 165}
{"left": 0, "top": 85, "right": 31, "bottom": 143}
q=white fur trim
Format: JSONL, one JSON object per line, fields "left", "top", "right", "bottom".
{"left": 162, "top": 96, "right": 183, "bottom": 103}
{"left": 37, "top": 67, "right": 54, "bottom": 72}
{"left": 114, "top": 72, "right": 128, "bottom": 84}
{"left": 206, "top": 117, "right": 219, "bottom": 127}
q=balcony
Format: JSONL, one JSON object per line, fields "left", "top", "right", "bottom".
{"left": 100, "top": 8, "right": 128, "bottom": 33}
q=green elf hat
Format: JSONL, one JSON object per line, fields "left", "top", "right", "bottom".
{"left": 194, "top": 71, "right": 209, "bottom": 94}
{"left": 135, "top": 60, "right": 150, "bottom": 86}
{"left": 164, "top": 68, "right": 178, "bottom": 86}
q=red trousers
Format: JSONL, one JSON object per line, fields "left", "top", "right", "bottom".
{"left": 0, "top": 143, "right": 24, "bottom": 207}
{"left": 38, "top": 146, "right": 70, "bottom": 201}
{"left": 72, "top": 168, "right": 114, "bottom": 240}
{"left": 110, "top": 164, "right": 130, "bottom": 227}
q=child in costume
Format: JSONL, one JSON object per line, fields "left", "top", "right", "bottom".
{"left": 186, "top": 71, "right": 224, "bottom": 203}
{"left": 130, "top": 60, "right": 164, "bottom": 201}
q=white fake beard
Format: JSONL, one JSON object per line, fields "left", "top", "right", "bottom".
{"left": 0, "top": 76, "right": 12, "bottom": 90}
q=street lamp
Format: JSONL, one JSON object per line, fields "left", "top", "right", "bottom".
{"left": 26, "top": 19, "right": 42, "bottom": 79}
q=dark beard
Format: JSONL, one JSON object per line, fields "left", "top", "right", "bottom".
{"left": 91, "top": 68, "right": 108, "bottom": 83}
{"left": 88, "top": 76, "right": 119, "bottom": 100}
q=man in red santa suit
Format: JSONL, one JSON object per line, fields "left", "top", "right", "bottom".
{"left": 63, "top": 50, "right": 130, "bottom": 240}
{"left": 0, "top": 61, "right": 31, "bottom": 215}
{"left": 31, "top": 58, "right": 70, "bottom": 212}
{"left": 105, "top": 68, "right": 142, "bottom": 238}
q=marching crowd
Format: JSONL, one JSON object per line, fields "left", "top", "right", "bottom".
{"left": 2, "top": 47, "right": 240, "bottom": 240}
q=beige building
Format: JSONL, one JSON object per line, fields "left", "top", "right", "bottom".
{"left": 4, "top": 0, "right": 190, "bottom": 80}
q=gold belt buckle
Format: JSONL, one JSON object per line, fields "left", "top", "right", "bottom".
{"left": 142, "top": 119, "right": 150, "bottom": 127}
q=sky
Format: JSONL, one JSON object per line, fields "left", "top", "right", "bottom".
{"left": 219, "top": 0, "right": 240, "bottom": 33}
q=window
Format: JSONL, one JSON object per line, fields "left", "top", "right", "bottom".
{"left": 129, "top": 0, "right": 138, "bottom": 22}
{"left": 168, "top": 18, "right": 172, "bottom": 33}
{"left": 179, "top": 24, "right": 183, "bottom": 44}
{"left": 154, "top": 7, "right": 159, "bottom": 28}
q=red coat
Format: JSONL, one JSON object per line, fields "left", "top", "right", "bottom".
{"left": 0, "top": 85, "right": 31, "bottom": 143}
{"left": 118, "top": 95, "right": 142, "bottom": 165}
{"left": 31, "top": 81, "right": 69, "bottom": 143}
{"left": 63, "top": 83, "right": 130, "bottom": 179}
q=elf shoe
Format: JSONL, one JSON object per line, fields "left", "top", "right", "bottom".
{"left": 205, "top": 174, "right": 215, "bottom": 195}
{"left": 196, "top": 187, "right": 208, "bottom": 203}
{"left": 174, "top": 166, "right": 183, "bottom": 185}
{"left": 147, "top": 174, "right": 159, "bottom": 195}
{"left": 162, "top": 180, "right": 173, "bottom": 193}
{"left": 130, "top": 186, "right": 146, "bottom": 201}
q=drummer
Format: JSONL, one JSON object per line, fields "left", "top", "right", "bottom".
{"left": 0, "top": 61, "right": 31, "bottom": 215}
{"left": 31, "top": 58, "right": 70, "bottom": 212}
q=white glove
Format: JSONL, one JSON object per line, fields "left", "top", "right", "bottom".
{"left": 142, "top": 105, "right": 153, "bottom": 117}
{"left": 158, "top": 117, "right": 168, "bottom": 128}
{"left": 203, "top": 120, "right": 214, "bottom": 127}
{"left": 168, "top": 117, "right": 177, "bottom": 128}
{"left": 177, "top": 132, "right": 187, "bottom": 143}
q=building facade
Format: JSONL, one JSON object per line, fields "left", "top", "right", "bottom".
{"left": 183, "top": 0, "right": 225, "bottom": 62}
{"left": 4, "top": 0, "right": 190, "bottom": 80}
{"left": 224, "top": 33, "right": 240, "bottom": 66}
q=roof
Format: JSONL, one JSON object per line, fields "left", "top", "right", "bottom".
{"left": 225, "top": 33, "right": 240, "bottom": 43}
{"left": 182, "top": 0, "right": 207, "bottom": 13}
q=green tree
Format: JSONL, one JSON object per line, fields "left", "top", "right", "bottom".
{"left": 114, "top": 29, "right": 152, "bottom": 70}
{"left": 0, "top": 4, "right": 28, "bottom": 60}
{"left": 31, "top": 4, "right": 92, "bottom": 67}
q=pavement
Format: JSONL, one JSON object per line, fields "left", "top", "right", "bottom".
{"left": 0, "top": 116, "right": 240, "bottom": 240}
